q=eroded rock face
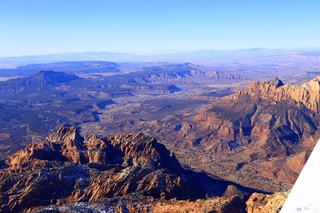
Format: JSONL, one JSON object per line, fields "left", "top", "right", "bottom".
{"left": 2, "top": 126, "right": 247, "bottom": 212}
{"left": 166, "top": 76, "right": 319, "bottom": 191}
{"left": 187, "top": 76, "right": 320, "bottom": 155}
{"left": 226, "top": 76, "right": 320, "bottom": 113}
{"left": 246, "top": 191, "right": 289, "bottom": 213}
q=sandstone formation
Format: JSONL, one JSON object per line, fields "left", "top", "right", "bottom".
{"left": 77, "top": 76, "right": 320, "bottom": 192}
{"left": 196, "top": 76, "right": 320, "bottom": 153}
{"left": 180, "top": 76, "right": 320, "bottom": 189}
{"left": 226, "top": 76, "right": 320, "bottom": 113}
{"left": 121, "top": 76, "right": 319, "bottom": 191}
{"left": 246, "top": 191, "right": 289, "bottom": 213}
{"left": 0, "top": 126, "right": 254, "bottom": 212}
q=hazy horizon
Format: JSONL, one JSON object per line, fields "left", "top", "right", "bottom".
{"left": 1, "top": 47, "right": 320, "bottom": 59}
{"left": 1, "top": 0, "right": 320, "bottom": 57}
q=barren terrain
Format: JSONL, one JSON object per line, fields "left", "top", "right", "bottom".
{"left": 0, "top": 49, "right": 320, "bottom": 211}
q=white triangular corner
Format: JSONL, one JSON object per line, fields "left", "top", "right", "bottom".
{"left": 281, "top": 138, "right": 320, "bottom": 212}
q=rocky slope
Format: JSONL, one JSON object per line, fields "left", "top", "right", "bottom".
{"left": 85, "top": 76, "right": 320, "bottom": 192}
{"left": 192, "top": 77, "right": 319, "bottom": 155}
{"left": 225, "top": 76, "right": 320, "bottom": 113}
{"left": 184, "top": 76, "right": 320, "bottom": 189}
{"left": 0, "top": 126, "right": 261, "bottom": 212}
{"left": 84, "top": 74, "right": 319, "bottom": 160}
{"left": 246, "top": 191, "right": 289, "bottom": 213}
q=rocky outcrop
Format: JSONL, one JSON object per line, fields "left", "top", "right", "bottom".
{"left": 161, "top": 76, "right": 320, "bottom": 191}
{"left": 246, "top": 191, "right": 289, "bottom": 213}
{"left": 0, "top": 126, "right": 253, "bottom": 212}
{"left": 29, "top": 194, "right": 246, "bottom": 213}
{"left": 189, "top": 76, "right": 320, "bottom": 154}
{"left": 226, "top": 76, "right": 320, "bottom": 113}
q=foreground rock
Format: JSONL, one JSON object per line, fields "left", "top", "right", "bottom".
{"left": 34, "top": 195, "right": 245, "bottom": 213}
{"left": 246, "top": 191, "right": 289, "bottom": 213}
{"left": 0, "top": 126, "right": 260, "bottom": 212}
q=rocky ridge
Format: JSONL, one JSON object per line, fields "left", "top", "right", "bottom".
{"left": 77, "top": 76, "right": 320, "bottom": 192}
{"left": 113, "top": 76, "right": 318, "bottom": 192}
{"left": 200, "top": 77, "right": 320, "bottom": 155}
{"left": 183, "top": 76, "right": 320, "bottom": 189}
{"left": 246, "top": 191, "right": 289, "bottom": 213}
{"left": 197, "top": 76, "right": 320, "bottom": 153}
{"left": 226, "top": 76, "right": 320, "bottom": 113}
{"left": 0, "top": 126, "right": 261, "bottom": 212}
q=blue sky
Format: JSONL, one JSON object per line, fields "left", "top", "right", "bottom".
{"left": 0, "top": 0, "right": 319, "bottom": 57}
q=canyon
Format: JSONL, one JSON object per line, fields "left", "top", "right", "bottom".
{"left": 0, "top": 54, "right": 319, "bottom": 212}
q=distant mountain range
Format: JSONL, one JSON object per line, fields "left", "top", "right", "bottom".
{"left": 1, "top": 48, "right": 320, "bottom": 68}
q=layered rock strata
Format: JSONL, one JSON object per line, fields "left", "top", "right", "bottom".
{"left": 0, "top": 126, "right": 253, "bottom": 212}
